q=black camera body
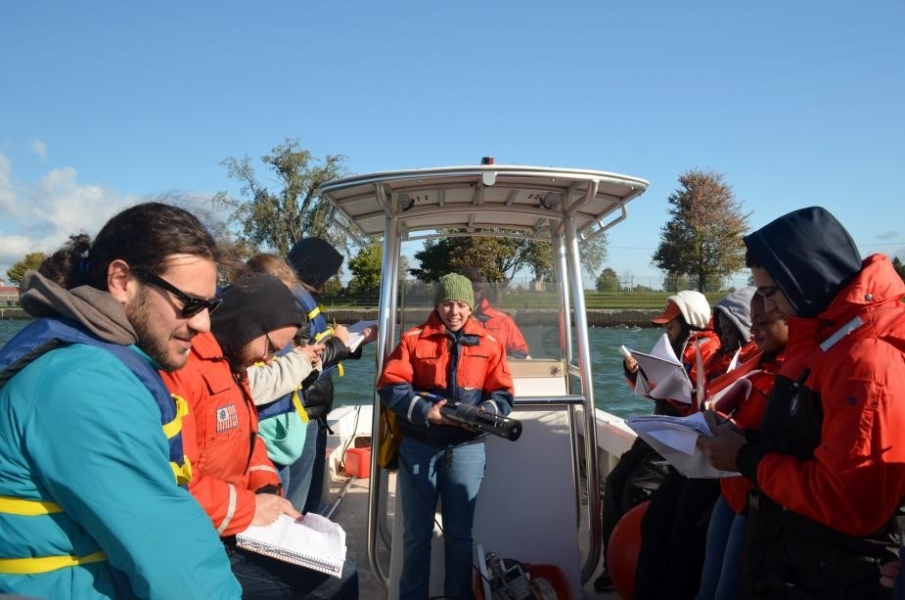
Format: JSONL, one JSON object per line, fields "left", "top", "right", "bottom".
{"left": 440, "top": 402, "right": 523, "bottom": 442}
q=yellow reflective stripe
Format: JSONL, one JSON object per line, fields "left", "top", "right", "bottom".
{"left": 0, "top": 495, "right": 63, "bottom": 516}
{"left": 0, "top": 551, "right": 107, "bottom": 575}
{"left": 171, "top": 455, "right": 193, "bottom": 485}
{"left": 162, "top": 394, "right": 189, "bottom": 440}
{"left": 291, "top": 390, "right": 310, "bottom": 424}
{"left": 313, "top": 326, "right": 334, "bottom": 343}
{"left": 307, "top": 305, "right": 322, "bottom": 320}
{"left": 337, "top": 363, "right": 344, "bottom": 377}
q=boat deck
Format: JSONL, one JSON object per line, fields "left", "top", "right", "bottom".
{"left": 327, "top": 469, "right": 619, "bottom": 599}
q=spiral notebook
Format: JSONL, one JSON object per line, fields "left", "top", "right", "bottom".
{"left": 236, "top": 513, "right": 347, "bottom": 578}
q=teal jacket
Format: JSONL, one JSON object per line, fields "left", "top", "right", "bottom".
{"left": 0, "top": 342, "right": 241, "bottom": 599}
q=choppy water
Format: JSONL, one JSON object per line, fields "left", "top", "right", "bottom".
{"left": 0, "top": 320, "right": 661, "bottom": 419}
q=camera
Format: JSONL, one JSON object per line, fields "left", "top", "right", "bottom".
{"left": 440, "top": 402, "right": 523, "bottom": 442}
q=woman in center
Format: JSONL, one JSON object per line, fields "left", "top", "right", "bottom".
{"left": 378, "top": 273, "right": 515, "bottom": 600}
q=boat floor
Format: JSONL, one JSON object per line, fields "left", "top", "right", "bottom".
{"left": 326, "top": 471, "right": 619, "bottom": 599}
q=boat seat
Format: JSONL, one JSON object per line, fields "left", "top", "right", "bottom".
{"left": 509, "top": 358, "right": 568, "bottom": 397}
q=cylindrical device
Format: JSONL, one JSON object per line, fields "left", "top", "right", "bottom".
{"left": 440, "top": 402, "right": 522, "bottom": 441}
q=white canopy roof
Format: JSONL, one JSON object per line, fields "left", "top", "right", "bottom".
{"left": 320, "top": 164, "right": 649, "bottom": 242}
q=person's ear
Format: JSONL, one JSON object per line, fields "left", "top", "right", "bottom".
{"left": 108, "top": 259, "right": 135, "bottom": 304}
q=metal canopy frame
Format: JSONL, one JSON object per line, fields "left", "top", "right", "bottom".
{"left": 319, "top": 164, "right": 649, "bottom": 590}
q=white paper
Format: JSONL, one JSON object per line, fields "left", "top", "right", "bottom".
{"left": 345, "top": 320, "right": 378, "bottom": 352}
{"left": 236, "top": 513, "right": 347, "bottom": 577}
{"left": 624, "top": 333, "right": 693, "bottom": 404}
{"left": 626, "top": 413, "right": 739, "bottom": 479}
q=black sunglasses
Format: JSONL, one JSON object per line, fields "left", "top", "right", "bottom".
{"left": 135, "top": 269, "right": 223, "bottom": 318}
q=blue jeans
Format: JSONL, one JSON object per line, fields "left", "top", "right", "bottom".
{"left": 398, "top": 436, "right": 485, "bottom": 600}
{"left": 696, "top": 496, "right": 746, "bottom": 600}
{"left": 286, "top": 419, "right": 320, "bottom": 511}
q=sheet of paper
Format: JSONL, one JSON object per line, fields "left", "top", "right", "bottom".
{"left": 345, "top": 319, "right": 378, "bottom": 352}
{"left": 625, "top": 333, "right": 693, "bottom": 404}
{"left": 626, "top": 413, "right": 739, "bottom": 478}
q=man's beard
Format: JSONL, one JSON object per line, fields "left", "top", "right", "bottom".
{"left": 129, "top": 288, "right": 187, "bottom": 372}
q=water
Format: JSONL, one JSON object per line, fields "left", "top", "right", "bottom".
{"left": 0, "top": 320, "right": 662, "bottom": 419}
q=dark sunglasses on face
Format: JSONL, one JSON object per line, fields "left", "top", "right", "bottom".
{"left": 134, "top": 269, "right": 223, "bottom": 318}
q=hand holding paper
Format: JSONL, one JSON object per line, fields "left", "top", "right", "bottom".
{"left": 626, "top": 412, "right": 739, "bottom": 478}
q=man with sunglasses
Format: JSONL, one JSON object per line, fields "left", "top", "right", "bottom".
{"left": 160, "top": 272, "right": 359, "bottom": 599}
{"left": 0, "top": 203, "right": 240, "bottom": 599}
{"left": 698, "top": 206, "right": 905, "bottom": 598}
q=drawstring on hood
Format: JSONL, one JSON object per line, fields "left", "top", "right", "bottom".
{"left": 744, "top": 206, "right": 862, "bottom": 319}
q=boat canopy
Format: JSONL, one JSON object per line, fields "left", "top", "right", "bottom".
{"left": 320, "top": 164, "right": 649, "bottom": 243}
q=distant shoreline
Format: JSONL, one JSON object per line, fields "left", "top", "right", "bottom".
{"left": 1, "top": 306, "right": 661, "bottom": 327}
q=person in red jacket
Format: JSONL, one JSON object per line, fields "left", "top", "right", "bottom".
{"left": 698, "top": 206, "right": 905, "bottom": 598}
{"left": 696, "top": 296, "right": 787, "bottom": 600}
{"left": 161, "top": 272, "right": 359, "bottom": 600}
{"left": 462, "top": 266, "right": 530, "bottom": 358}
{"left": 377, "top": 273, "right": 515, "bottom": 600}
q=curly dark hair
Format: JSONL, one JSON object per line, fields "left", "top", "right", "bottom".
{"left": 39, "top": 202, "right": 220, "bottom": 290}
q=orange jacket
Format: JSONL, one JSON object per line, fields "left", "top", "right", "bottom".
{"left": 738, "top": 254, "right": 905, "bottom": 536}
{"left": 474, "top": 297, "right": 530, "bottom": 358}
{"left": 377, "top": 311, "right": 514, "bottom": 446}
{"left": 160, "top": 332, "right": 281, "bottom": 537}
{"left": 706, "top": 350, "right": 784, "bottom": 513}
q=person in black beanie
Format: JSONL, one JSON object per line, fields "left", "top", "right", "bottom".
{"left": 285, "top": 238, "right": 376, "bottom": 514}
{"left": 161, "top": 272, "right": 359, "bottom": 599}
{"left": 698, "top": 206, "right": 905, "bottom": 599}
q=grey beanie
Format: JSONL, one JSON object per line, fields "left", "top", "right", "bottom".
{"left": 434, "top": 274, "right": 475, "bottom": 309}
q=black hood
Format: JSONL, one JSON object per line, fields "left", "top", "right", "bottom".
{"left": 211, "top": 273, "right": 304, "bottom": 359}
{"left": 743, "top": 206, "right": 862, "bottom": 318}
{"left": 287, "top": 238, "right": 344, "bottom": 288}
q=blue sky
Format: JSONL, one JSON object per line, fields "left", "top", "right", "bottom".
{"left": 2, "top": 1, "right": 903, "bottom": 289}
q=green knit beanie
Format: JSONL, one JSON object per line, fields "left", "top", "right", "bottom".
{"left": 434, "top": 273, "right": 474, "bottom": 309}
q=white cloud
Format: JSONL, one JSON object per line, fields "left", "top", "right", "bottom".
{"left": 0, "top": 154, "right": 138, "bottom": 278}
{"left": 30, "top": 139, "right": 48, "bottom": 161}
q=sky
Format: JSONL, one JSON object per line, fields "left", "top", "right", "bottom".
{"left": 2, "top": 1, "right": 904, "bottom": 290}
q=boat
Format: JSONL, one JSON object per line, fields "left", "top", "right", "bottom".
{"left": 313, "top": 161, "right": 650, "bottom": 599}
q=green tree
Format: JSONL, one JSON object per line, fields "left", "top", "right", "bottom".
{"left": 217, "top": 139, "right": 349, "bottom": 256}
{"left": 346, "top": 244, "right": 411, "bottom": 296}
{"left": 596, "top": 267, "right": 619, "bottom": 292}
{"left": 347, "top": 244, "right": 383, "bottom": 295}
{"left": 893, "top": 256, "right": 905, "bottom": 282}
{"left": 652, "top": 170, "right": 750, "bottom": 292}
{"left": 410, "top": 230, "right": 606, "bottom": 284}
{"left": 6, "top": 252, "right": 46, "bottom": 285}
{"left": 410, "top": 234, "right": 525, "bottom": 283}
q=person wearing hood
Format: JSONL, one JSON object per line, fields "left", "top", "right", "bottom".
{"left": 698, "top": 206, "right": 905, "bottom": 598}
{"left": 596, "top": 290, "right": 722, "bottom": 593}
{"left": 377, "top": 273, "right": 515, "bottom": 600}
{"left": 712, "top": 286, "right": 758, "bottom": 372}
{"left": 632, "top": 288, "right": 758, "bottom": 600}
{"left": 159, "top": 272, "right": 359, "bottom": 599}
{"left": 0, "top": 203, "right": 240, "bottom": 599}
{"left": 284, "top": 238, "right": 376, "bottom": 514}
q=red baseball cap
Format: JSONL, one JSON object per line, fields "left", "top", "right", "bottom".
{"left": 651, "top": 300, "right": 682, "bottom": 325}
